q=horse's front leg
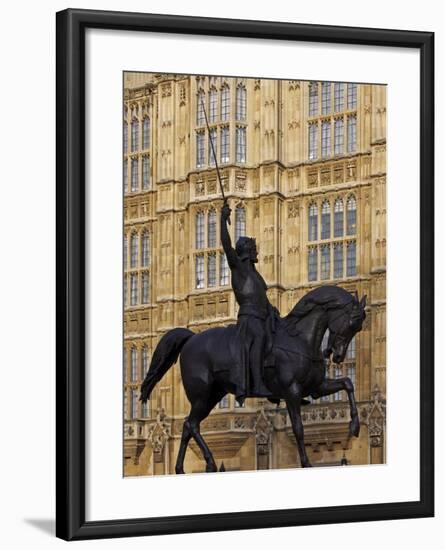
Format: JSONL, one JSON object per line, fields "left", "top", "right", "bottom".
{"left": 284, "top": 383, "right": 311, "bottom": 468}
{"left": 311, "top": 377, "right": 360, "bottom": 437}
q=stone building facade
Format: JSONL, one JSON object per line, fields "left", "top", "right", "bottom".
{"left": 123, "top": 72, "right": 386, "bottom": 476}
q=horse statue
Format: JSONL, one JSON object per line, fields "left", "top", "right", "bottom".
{"left": 140, "top": 285, "right": 367, "bottom": 471}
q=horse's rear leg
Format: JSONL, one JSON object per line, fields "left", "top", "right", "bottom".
{"left": 311, "top": 377, "right": 360, "bottom": 437}
{"left": 175, "top": 391, "right": 224, "bottom": 474}
{"left": 284, "top": 383, "right": 311, "bottom": 468}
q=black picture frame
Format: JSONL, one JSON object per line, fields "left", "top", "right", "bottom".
{"left": 56, "top": 8, "right": 434, "bottom": 541}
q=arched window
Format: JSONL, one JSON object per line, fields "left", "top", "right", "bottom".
{"left": 208, "top": 128, "right": 217, "bottom": 166}
{"left": 346, "top": 241, "right": 357, "bottom": 276}
{"left": 333, "top": 243, "right": 344, "bottom": 278}
{"left": 322, "top": 82, "right": 331, "bottom": 114}
{"left": 197, "top": 90, "right": 205, "bottom": 125}
{"left": 209, "top": 88, "right": 218, "bottom": 123}
{"left": 347, "top": 114, "right": 357, "bottom": 152}
{"left": 347, "top": 83, "right": 357, "bottom": 110}
{"left": 141, "top": 272, "right": 149, "bottom": 304}
{"left": 131, "top": 120, "right": 139, "bottom": 152}
{"left": 235, "top": 205, "right": 246, "bottom": 241}
{"left": 208, "top": 210, "right": 216, "bottom": 248}
{"left": 131, "top": 347, "right": 138, "bottom": 382}
{"left": 123, "top": 159, "right": 128, "bottom": 193}
{"left": 141, "top": 345, "right": 149, "bottom": 378}
{"left": 308, "top": 123, "right": 318, "bottom": 160}
{"left": 308, "top": 203, "right": 318, "bottom": 241}
{"left": 334, "top": 199, "right": 344, "bottom": 237}
{"left": 236, "top": 127, "right": 246, "bottom": 163}
{"left": 123, "top": 123, "right": 128, "bottom": 153}
{"left": 308, "top": 247, "right": 318, "bottom": 281}
{"left": 142, "top": 156, "right": 150, "bottom": 189}
{"left": 196, "top": 131, "right": 205, "bottom": 168}
{"left": 321, "top": 200, "right": 331, "bottom": 239}
{"left": 142, "top": 117, "right": 150, "bottom": 149}
{"left": 220, "top": 126, "right": 229, "bottom": 164}
{"left": 131, "top": 388, "right": 138, "bottom": 419}
{"left": 220, "top": 252, "right": 229, "bottom": 286}
{"left": 320, "top": 244, "right": 330, "bottom": 280}
{"left": 309, "top": 82, "right": 318, "bottom": 116}
{"left": 221, "top": 85, "right": 230, "bottom": 121}
{"left": 141, "top": 232, "right": 150, "bottom": 266}
{"left": 236, "top": 85, "right": 246, "bottom": 120}
{"left": 131, "top": 158, "right": 138, "bottom": 192}
{"left": 334, "top": 82, "right": 344, "bottom": 112}
{"left": 208, "top": 254, "right": 216, "bottom": 287}
{"left": 130, "top": 273, "right": 138, "bottom": 305}
{"left": 346, "top": 195, "right": 357, "bottom": 235}
{"left": 195, "top": 255, "right": 204, "bottom": 289}
{"left": 123, "top": 235, "right": 128, "bottom": 270}
{"left": 195, "top": 211, "right": 205, "bottom": 249}
{"left": 130, "top": 233, "right": 138, "bottom": 267}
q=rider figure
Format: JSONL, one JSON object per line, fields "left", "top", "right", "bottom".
{"left": 220, "top": 203, "right": 275, "bottom": 402}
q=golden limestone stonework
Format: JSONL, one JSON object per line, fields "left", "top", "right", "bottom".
{"left": 123, "top": 73, "right": 386, "bottom": 476}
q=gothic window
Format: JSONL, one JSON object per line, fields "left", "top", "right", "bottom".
{"left": 130, "top": 233, "right": 138, "bottom": 267}
{"left": 131, "top": 347, "right": 138, "bottom": 382}
{"left": 124, "top": 390, "right": 128, "bottom": 419}
{"left": 195, "top": 211, "right": 205, "bottom": 249}
{"left": 123, "top": 123, "right": 128, "bottom": 153}
{"left": 123, "top": 275, "right": 127, "bottom": 307}
{"left": 321, "top": 201, "right": 331, "bottom": 240}
{"left": 208, "top": 128, "right": 217, "bottom": 166}
{"left": 141, "top": 400, "right": 150, "bottom": 419}
{"left": 197, "top": 90, "right": 205, "bottom": 126}
{"left": 235, "top": 205, "right": 246, "bottom": 241}
{"left": 236, "top": 127, "right": 246, "bottom": 163}
{"left": 347, "top": 114, "right": 357, "bottom": 152}
{"left": 130, "top": 273, "right": 138, "bottom": 305}
{"left": 131, "top": 158, "right": 138, "bottom": 192}
{"left": 322, "top": 82, "right": 331, "bottom": 114}
{"left": 321, "top": 120, "right": 331, "bottom": 158}
{"left": 123, "top": 159, "right": 128, "bottom": 193}
{"left": 334, "top": 118, "right": 344, "bottom": 155}
{"left": 131, "top": 120, "right": 139, "bottom": 152}
{"left": 308, "top": 123, "right": 318, "bottom": 160}
{"left": 220, "top": 126, "right": 230, "bottom": 163}
{"left": 142, "top": 156, "right": 150, "bottom": 190}
{"left": 308, "top": 247, "right": 318, "bottom": 281}
{"left": 142, "top": 345, "right": 149, "bottom": 378}
{"left": 334, "top": 82, "right": 344, "bottom": 112}
{"left": 320, "top": 244, "right": 330, "bottom": 280}
{"left": 334, "top": 198, "right": 344, "bottom": 237}
{"left": 346, "top": 195, "right": 357, "bottom": 235}
{"left": 308, "top": 203, "right": 318, "bottom": 241}
{"left": 309, "top": 82, "right": 318, "bottom": 116}
{"left": 347, "top": 83, "right": 357, "bottom": 110}
{"left": 195, "top": 255, "right": 205, "bottom": 289}
{"left": 142, "top": 117, "right": 150, "bottom": 149}
{"left": 196, "top": 131, "right": 205, "bottom": 168}
{"left": 346, "top": 241, "right": 357, "bottom": 276}
{"left": 209, "top": 88, "right": 218, "bottom": 122}
{"left": 141, "top": 232, "right": 150, "bottom": 267}
{"left": 221, "top": 85, "right": 230, "bottom": 121}
{"left": 333, "top": 242, "right": 344, "bottom": 278}
{"left": 236, "top": 84, "right": 247, "bottom": 120}
{"left": 208, "top": 209, "right": 217, "bottom": 248}
{"left": 141, "top": 272, "right": 149, "bottom": 304}
{"left": 208, "top": 254, "right": 216, "bottom": 287}
{"left": 131, "top": 388, "right": 138, "bottom": 419}
{"left": 220, "top": 252, "right": 229, "bottom": 286}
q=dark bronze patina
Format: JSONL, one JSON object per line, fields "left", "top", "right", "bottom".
{"left": 141, "top": 205, "right": 366, "bottom": 471}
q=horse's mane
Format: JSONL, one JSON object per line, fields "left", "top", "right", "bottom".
{"left": 283, "top": 286, "right": 354, "bottom": 328}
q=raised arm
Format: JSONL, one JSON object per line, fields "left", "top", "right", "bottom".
{"left": 220, "top": 204, "right": 239, "bottom": 268}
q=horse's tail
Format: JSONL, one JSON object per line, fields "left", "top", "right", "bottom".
{"left": 140, "top": 328, "right": 194, "bottom": 403}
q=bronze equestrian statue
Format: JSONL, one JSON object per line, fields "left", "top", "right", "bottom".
{"left": 140, "top": 205, "right": 366, "bottom": 472}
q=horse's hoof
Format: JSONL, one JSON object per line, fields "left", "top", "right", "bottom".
{"left": 175, "top": 467, "right": 185, "bottom": 475}
{"left": 205, "top": 464, "right": 217, "bottom": 473}
{"left": 301, "top": 461, "right": 313, "bottom": 468}
{"left": 349, "top": 419, "right": 360, "bottom": 438}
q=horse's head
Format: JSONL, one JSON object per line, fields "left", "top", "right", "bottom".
{"left": 325, "top": 291, "right": 367, "bottom": 364}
